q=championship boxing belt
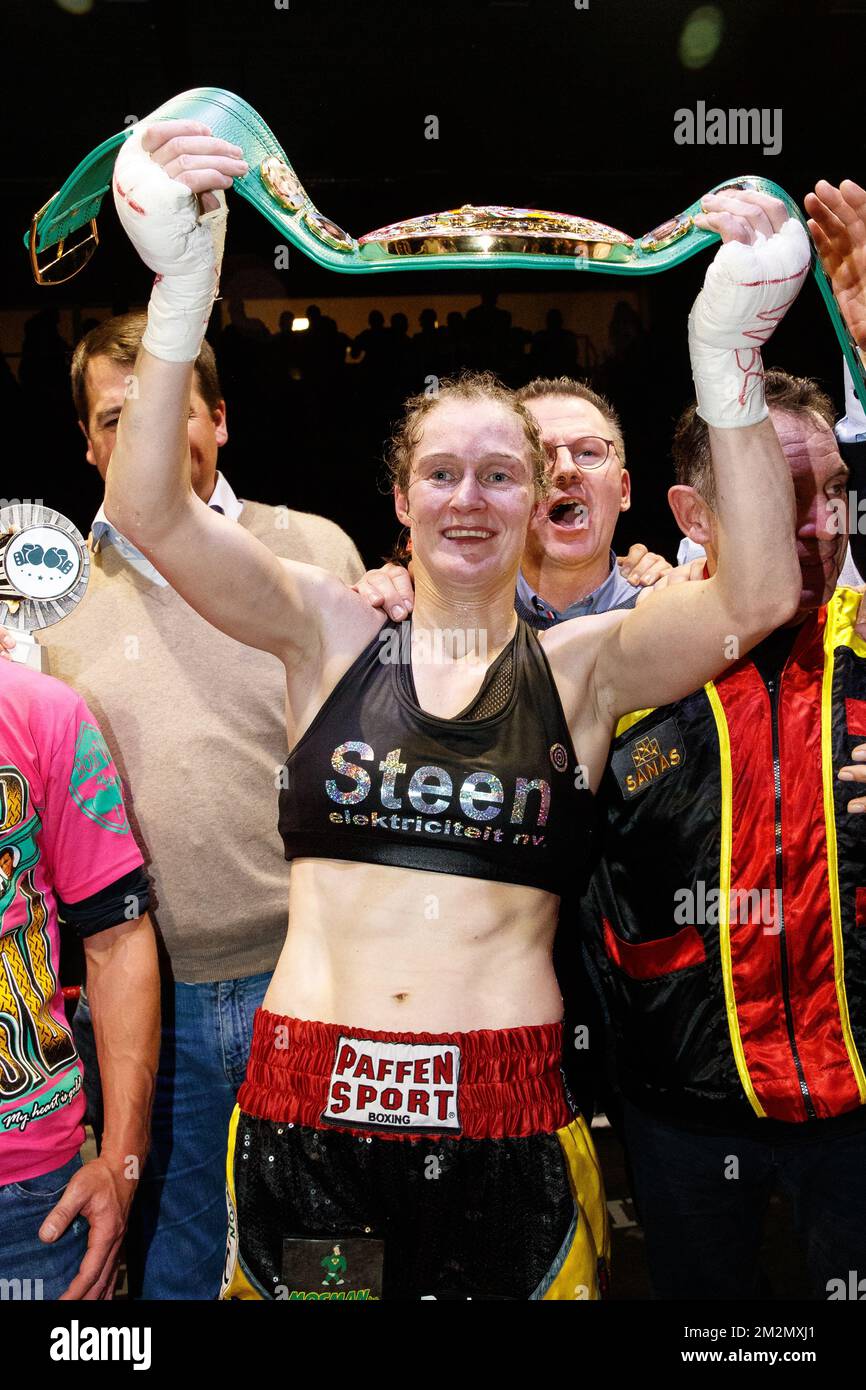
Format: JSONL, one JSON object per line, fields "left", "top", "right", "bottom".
{"left": 0, "top": 505, "right": 90, "bottom": 671}
{"left": 25, "top": 84, "right": 866, "bottom": 412}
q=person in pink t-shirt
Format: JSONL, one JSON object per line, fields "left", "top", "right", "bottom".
{"left": 0, "top": 659, "right": 158, "bottom": 1299}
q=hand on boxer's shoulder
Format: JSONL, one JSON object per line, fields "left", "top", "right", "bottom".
{"left": 617, "top": 544, "right": 672, "bottom": 587}
{"left": 636, "top": 558, "right": 706, "bottom": 599}
{"left": 634, "top": 558, "right": 705, "bottom": 602}
{"left": 353, "top": 562, "right": 415, "bottom": 621}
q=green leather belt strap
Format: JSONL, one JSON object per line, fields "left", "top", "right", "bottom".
{"left": 25, "top": 84, "right": 866, "bottom": 413}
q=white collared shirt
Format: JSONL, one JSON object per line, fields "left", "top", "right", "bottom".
{"left": 91, "top": 472, "right": 244, "bottom": 586}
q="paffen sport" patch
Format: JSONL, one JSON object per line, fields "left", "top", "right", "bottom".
{"left": 320, "top": 1036, "right": 461, "bottom": 1134}
{"left": 611, "top": 717, "right": 686, "bottom": 799}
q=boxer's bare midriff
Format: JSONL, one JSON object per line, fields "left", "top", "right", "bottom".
{"left": 262, "top": 858, "right": 562, "bottom": 1032}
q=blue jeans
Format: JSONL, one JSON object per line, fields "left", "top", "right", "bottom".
{"left": 0, "top": 1153, "right": 89, "bottom": 1300}
{"left": 622, "top": 1095, "right": 866, "bottom": 1299}
{"left": 74, "top": 971, "right": 270, "bottom": 1300}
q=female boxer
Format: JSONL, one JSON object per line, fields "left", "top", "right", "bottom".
{"left": 105, "top": 119, "right": 806, "bottom": 1299}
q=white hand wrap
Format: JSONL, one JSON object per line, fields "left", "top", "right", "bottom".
{"left": 112, "top": 123, "right": 227, "bottom": 363}
{"left": 688, "top": 219, "right": 810, "bottom": 428}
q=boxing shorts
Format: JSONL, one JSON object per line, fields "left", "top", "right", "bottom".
{"left": 220, "top": 1010, "right": 609, "bottom": 1301}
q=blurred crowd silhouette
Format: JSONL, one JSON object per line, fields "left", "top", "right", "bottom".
{"left": 12, "top": 291, "right": 683, "bottom": 566}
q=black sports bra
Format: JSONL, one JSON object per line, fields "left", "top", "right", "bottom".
{"left": 278, "top": 618, "right": 597, "bottom": 896}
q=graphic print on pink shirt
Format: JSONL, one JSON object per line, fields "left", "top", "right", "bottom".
{"left": 0, "top": 665, "right": 142, "bottom": 1185}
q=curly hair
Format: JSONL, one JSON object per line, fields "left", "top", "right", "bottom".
{"left": 385, "top": 371, "right": 550, "bottom": 502}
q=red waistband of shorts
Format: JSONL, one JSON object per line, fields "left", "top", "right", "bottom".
{"left": 237, "top": 1009, "right": 571, "bottom": 1141}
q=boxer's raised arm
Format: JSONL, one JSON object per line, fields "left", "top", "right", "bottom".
{"left": 586, "top": 191, "right": 807, "bottom": 719}
{"left": 103, "top": 120, "right": 348, "bottom": 664}
{"left": 105, "top": 347, "right": 328, "bottom": 661}
{"left": 588, "top": 419, "right": 799, "bottom": 720}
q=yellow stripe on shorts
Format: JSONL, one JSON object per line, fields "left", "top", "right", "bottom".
{"left": 219, "top": 1104, "right": 264, "bottom": 1301}
{"left": 536, "top": 1114, "right": 610, "bottom": 1300}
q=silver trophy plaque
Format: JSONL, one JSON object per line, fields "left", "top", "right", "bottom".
{"left": 0, "top": 504, "right": 90, "bottom": 669}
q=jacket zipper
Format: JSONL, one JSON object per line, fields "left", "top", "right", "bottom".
{"left": 767, "top": 675, "right": 817, "bottom": 1120}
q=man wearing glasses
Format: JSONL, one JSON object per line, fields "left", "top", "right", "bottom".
{"left": 513, "top": 379, "right": 655, "bottom": 628}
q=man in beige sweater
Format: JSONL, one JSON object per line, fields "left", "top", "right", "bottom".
{"left": 38, "top": 312, "right": 364, "bottom": 1300}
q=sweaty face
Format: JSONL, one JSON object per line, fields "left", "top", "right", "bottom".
{"left": 522, "top": 396, "right": 629, "bottom": 576}
{"left": 396, "top": 399, "right": 535, "bottom": 591}
{"left": 772, "top": 409, "right": 849, "bottom": 611}
{"left": 82, "top": 355, "right": 226, "bottom": 502}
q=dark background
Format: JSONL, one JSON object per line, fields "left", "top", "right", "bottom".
{"left": 4, "top": 0, "right": 865, "bottom": 564}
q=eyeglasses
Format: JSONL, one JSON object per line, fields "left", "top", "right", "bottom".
{"left": 29, "top": 198, "right": 99, "bottom": 286}
{"left": 544, "top": 437, "right": 617, "bottom": 472}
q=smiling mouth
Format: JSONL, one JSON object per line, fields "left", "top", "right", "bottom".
{"left": 442, "top": 527, "right": 495, "bottom": 541}
{"left": 547, "top": 499, "right": 587, "bottom": 529}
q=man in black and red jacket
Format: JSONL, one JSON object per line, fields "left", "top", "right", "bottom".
{"left": 583, "top": 179, "right": 866, "bottom": 1299}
